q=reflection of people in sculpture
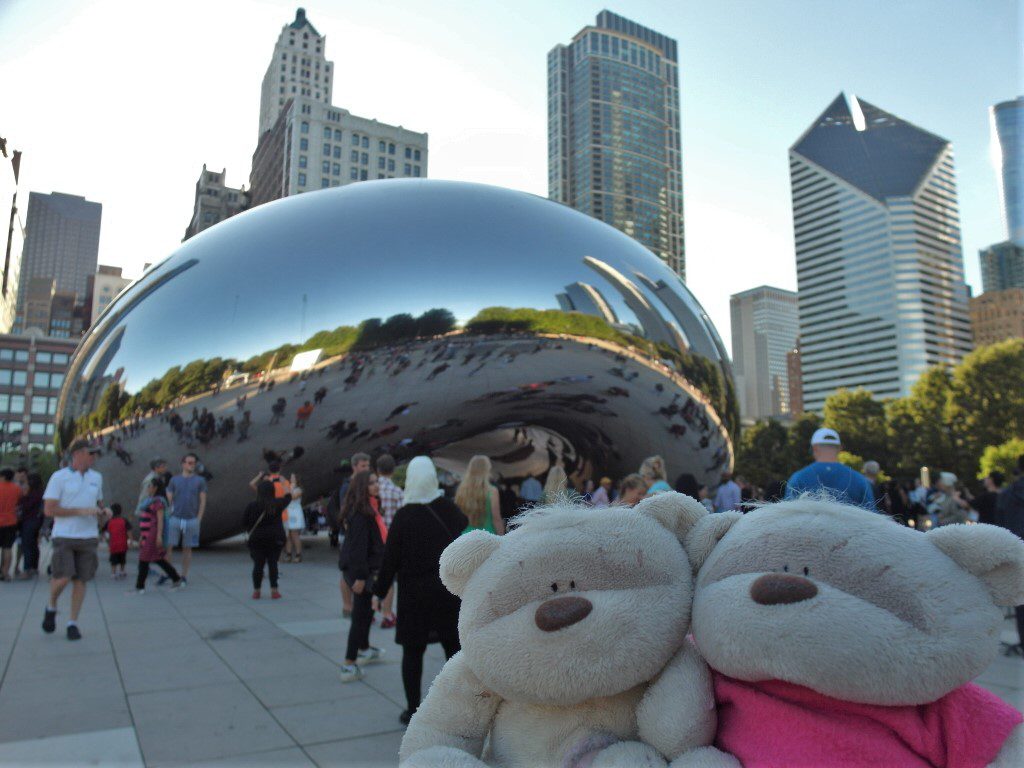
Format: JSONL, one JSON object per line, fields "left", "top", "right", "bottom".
{"left": 295, "top": 401, "right": 314, "bottom": 429}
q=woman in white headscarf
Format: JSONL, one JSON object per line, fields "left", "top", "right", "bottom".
{"left": 372, "top": 457, "right": 467, "bottom": 725}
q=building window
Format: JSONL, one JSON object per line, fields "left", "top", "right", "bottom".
{"left": 404, "top": 163, "right": 412, "bottom": 175}
{"left": 321, "top": 178, "right": 330, "bottom": 189}
{"left": 323, "top": 143, "right": 330, "bottom": 155}
{"left": 9, "top": 395, "right": 24, "bottom": 413}
{"left": 361, "top": 136, "right": 368, "bottom": 148}
{"left": 53, "top": 353, "right": 68, "bottom": 365}
{"left": 351, "top": 150, "right": 359, "bottom": 162}
{"left": 405, "top": 147, "right": 412, "bottom": 159}
{"left": 334, "top": 129, "right": 342, "bottom": 141}
{"left": 333, "top": 146, "right": 341, "bottom": 159}
{"left": 413, "top": 165, "right": 421, "bottom": 177}
{"left": 12, "top": 371, "right": 26, "bottom": 387}
{"left": 388, "top": 143, "right": 395, "bottom": 155}
{"left": 301, "top": 121, "right": 309, "bottom": 134}
{"left": 360, "top": 169, "right": 368, "bottom": 180}
{"left": 0, "top": 350, "right": 10, "bottom": 361}
{"left": 350, "top": 168, "right": 358, "bottom": 180}
{"left": 378, "top": 140, "right": 386, "bottom": 153}
{"left": 361, "top": 152, "right": 368, "bottom": 165}
{"left": 323, "top": 127, "right": 331, "bottom": 138}
{"left": 203, "top": 212, "right": 214, "bottom": 223}
{"left": 322, "top": 161, "right": 330, "bottom": 173}
{"left": 378, "top": 157, "right": 386, "bottom": 169}
{"left": 298, "top": 173, "right": 306, "bottom": 186}
{"left": 14, "top": 351, "right": 27, "bottom": 362}
{"left": 352, "top": 133, "right": 359, "bottom": 145}
{"left": 299, "top": 138, "right": 308, "bottom": 150}
{"left": 31, "top": 396, "right": 48, "bottom": 415}
{"left": 299, "top": 155, "right": 307, "bottom": 168}
{"left": 36, "top": 352, "right": 52, "bottom": 364}
{"left": 387, "top": 159, "right": 395, "bottom": 172}
{"left": 378, "top": 173, "right": 385, "bottom": 179}
{"left": 414, "top": 149, "right": 422, "bottom": 161}
{"left": 332, "top": 163, "right": 340, "bottom": 176}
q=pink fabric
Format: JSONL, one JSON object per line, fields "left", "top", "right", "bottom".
{"left": 713, "top": 671, "right": 1021, "bottom": 768}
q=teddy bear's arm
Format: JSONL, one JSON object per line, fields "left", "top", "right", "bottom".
{"left": 636, "top": 638, "right": 718, "bottom": 761}
{"left": 399, "top": 652, "right": 502, "bottom": 766}
{"left": 990, "top": 722, "right": 1024, "bottom": 767}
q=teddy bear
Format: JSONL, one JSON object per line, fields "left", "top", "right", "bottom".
{"left": 682, "top": 495, "right": 1024, "bottom": 767}
{"left": 398, "top": 492, "right": 736, "bottom": 768}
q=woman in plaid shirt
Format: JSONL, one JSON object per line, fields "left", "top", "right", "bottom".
{"left": 375, "top": 455, "right": 404, "bottom": 628}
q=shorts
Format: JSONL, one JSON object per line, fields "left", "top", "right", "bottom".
{"left": 109, "top": 551, "right": 127, "bottom": 566}
{"left": 51, "top": 537, "right": 99, "bottom": 582}
{"left": 167, "top": 516, "right": 200, "bottom": 548}
{"left": 0, "top": 524, "right": 16, "bottom": 548}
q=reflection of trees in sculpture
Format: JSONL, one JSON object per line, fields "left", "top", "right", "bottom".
{"left": 465, "top": 306, "right": 738, "bottom": 439}
{"left": 74, "top": 309, "right": 458, "bottom": 432}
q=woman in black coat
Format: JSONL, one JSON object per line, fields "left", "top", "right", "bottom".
{"left": 244, "top": 480, "right": 290, "bottom": 599}
{"left": 373, "top": 456, "right": 468, "bottom": 724}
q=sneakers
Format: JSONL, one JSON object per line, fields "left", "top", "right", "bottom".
{"left": 177, "top": 578, "right": 188, "bottom": 588}
{"left": 339, "top": 664, "right": 363, "bottom": 683}
{"left": 42, "top": 607, "right": 56, "bottom": 633}
{"left": 129, "top": 589, "right": 145, "bottom": 595}
{"left": 66, "top": 624, "right": 82, "bottom": 641}
{"left": 271, "top": 589, "right": 282, "bottom": 600}
{"left": 170, "top": 580, "right": 184, "bottom": 590}
{"left": 252, "top": 590, "right": 261, "bottom": 599}
{"left": 356, "top": 646, "right": 385, "bottom": 665}
{"left": 156, "top": 575, "right": 169, "bottom": 586}
{"left": 380, "top": 615, "right": 396, "bottom": 629}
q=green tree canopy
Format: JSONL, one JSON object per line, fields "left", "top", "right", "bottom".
{"left": 823, "top": 388, "right": 890, "bottom": 466}
{"left": 978, "top": 438, "right": 1024, "bottom": 479}
{"left": 736, "top": 418, "right": 790, "bottom": 488}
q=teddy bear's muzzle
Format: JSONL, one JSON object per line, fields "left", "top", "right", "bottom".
{"left": 534, "top": 596, "right": 594, "bottom": 632}
{"left": 750, "top": 573, "right": 818, "bottom": 605}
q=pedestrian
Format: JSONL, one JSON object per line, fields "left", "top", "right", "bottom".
{"left": 929, "top": 472, "right": 970, "bottom": 526}
{"left": 995, "top": 454, "right": 1024, "bottom": 653}
{"left": 590, "top": 477, "right": 612, "bottom": 508}
{"left": 338, "top": 470, "right": 387, "bottom": 682}
{"left": 456, "top": 455, "right": 505, "bottom": 534}
{"left": 0, "top": 468, "right": 23, "bottom": 580}
{"left": 283, "top": 482, "right": 304, "bottom": 563}
{"left": 42, "top": 439, "right": 106, "bottom": 640}
{"left": 333, "top": 452, "right": 371, "bottom": 614}
{"left": 245, "top": 480, "right": 289, "bottom": 599}
{"left": 975, "top": 471, "right": 1005, "bottom": 526}
{"left": 16, "top": 472, "right": 44, "bottom": 580}
{"left": 713, "top": 471, "right": 742, "bottom": 512}
{"left": 165, "top": 453, "right": 208, "bottom": 586}
{"left": 134, "top": 477, "right": 182, "bottom": 592}
{"left": 372, "top": 456, "right": 466, "bottom": 724}
{"left": 639, "top": 455, "right": 672, "bottom": 495}
{"left": 103, "top": 504, "right": 131, "bottom": 579}
{"left": 295, "top": 401, "right": 314, "bottom": 429}
{"left": 616, "top": 474, "right": 647, "bottom": 507}
{"left": 783, "top": 428, "right": 875, "bottom": 510}
{"left": 519, "top": 473, "right": 543, "bottom": 505}
{"left": 375, "top": 454, "right": 404, "bottom": 629}
{"left": 237, "top": 410, "right": 252, "bottom": 442}
{"left": 861, "top": 461, "right": 891, "bottom": 514}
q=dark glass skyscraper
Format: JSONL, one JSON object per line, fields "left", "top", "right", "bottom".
{"left": 548, "top": 11, "right": 685, "bottom": 279}
{"left": 992, "top": 96, "right": 1024, "bottom": 245}
{"left": 790, "top": 94, "right": 971, "bottom": 411}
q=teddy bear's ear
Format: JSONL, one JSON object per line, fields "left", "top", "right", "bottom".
{"left": 439, "top": 529, "right": 502, "bottom": 597}
{"left": 635, "top": 492, "right": 708, "bottom": 542}
{"left": 684, "top": 512, "right": 742, "bottom": 572}
{"left": 927, "top": 524, "right": 1024, "bottom": 606}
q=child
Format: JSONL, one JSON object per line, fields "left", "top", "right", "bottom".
{"left": 103, "top": 504, "right": 131, "bottom": 579}
{"left": 134, "top": 478, "right": 182, "bottom": 593}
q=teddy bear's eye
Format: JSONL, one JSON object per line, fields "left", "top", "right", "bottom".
{"left": 782, "top": 564, "right": 789, "bottom": 573}
{"left": 570, "top": 580, "right": 576, "bottom": 590}
{"left": 551, "top": 583, "right": 558, "bottom": 592}
{"left": 803, "top": 567, "right": 810, "bottom": 576}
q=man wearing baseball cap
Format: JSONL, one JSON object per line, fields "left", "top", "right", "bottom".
{"left": 784, "top": 428, "right": 876, "bottom": 511}
{"left": 41, "top": 438, "right": 106, "bottom": 640}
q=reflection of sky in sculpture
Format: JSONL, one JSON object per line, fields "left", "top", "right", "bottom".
{"left": 75, "top": 181, "right": 725, "bottom": 395}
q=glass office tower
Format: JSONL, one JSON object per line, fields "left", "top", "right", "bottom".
{"left": 992, "top": 97, "right": 1024, "bottom": 245}
{"left": 790, "top": 94, "right": 972, "bottom": 412}
{"left": 548, "top": 11, "right": 685, "bottom": 279}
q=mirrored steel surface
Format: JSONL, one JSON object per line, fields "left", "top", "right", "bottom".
{"left": 57, "top": 180, "right": 737, "bottom": 542}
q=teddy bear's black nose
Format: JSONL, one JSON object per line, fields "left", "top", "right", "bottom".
{"left": 750, "top": 573, "right": 818, "bottom": 605}
{"left": 535, "top": 596, "right": 593, "bottom": 632}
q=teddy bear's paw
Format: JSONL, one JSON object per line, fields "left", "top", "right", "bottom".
{"left": 588, "top": 742, "right": 667, "bottom": 768}
{"left": 401, "top": 745, "right": 490, "bottom": 768}
{"left": 668, "top": 747, "right": 741, "bottom": 768}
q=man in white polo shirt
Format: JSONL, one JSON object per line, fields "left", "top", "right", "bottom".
{"left": 42, "top": 439, "right": 106, "bottom": 641}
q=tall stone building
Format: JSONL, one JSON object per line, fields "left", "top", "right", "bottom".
{"left": 259, "top": 8, "right": 333, "bottom": 137}
{"left": 14, "top": 191, "right": 100, "bottom": 334}
{"left": 730, "top": 286, "right": 799, "bottom": 421}
{"left": 183, "top": 166, "right": 249, "bottom": 241}
{"left": 789, "top": 94, "right": 971, "bottom": 412}
{"left": 548, "top": 11, "right": 685, "bottom": 278}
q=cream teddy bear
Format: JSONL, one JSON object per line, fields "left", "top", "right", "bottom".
{"left": 399, "top": 493, "right": 734, "bottom": 768}
{"left": 684, "top": 496, "right": 1024, "bottom": 767}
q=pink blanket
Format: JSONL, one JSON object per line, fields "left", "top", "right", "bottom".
{"left": 714, "top": 672, "right": 1021, "bottom": 767}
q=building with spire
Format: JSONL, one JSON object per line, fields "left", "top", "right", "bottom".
{"left": 789, "top": 93, "right": 971, "bottom": 412}
{"left": 548, "top": 11, "right": 685, "bottom": 279}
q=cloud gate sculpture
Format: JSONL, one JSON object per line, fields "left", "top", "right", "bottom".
{"left": 57, "top": 180, "right": 737, "bottom": 542}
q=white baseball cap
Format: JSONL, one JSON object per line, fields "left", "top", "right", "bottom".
{"left": 810, "top": 428, "right": 841, "bottom": 447}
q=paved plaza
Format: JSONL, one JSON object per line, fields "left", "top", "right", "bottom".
{"left": 0, "top": 534, "right": 1022, "bottom": 766}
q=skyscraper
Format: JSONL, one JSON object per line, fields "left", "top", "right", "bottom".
{"left": 790, "top": 94, "right": 972, "bottom": 412}
{"left": 980, "top": 240, "right": 1024, "bottom": 292}
{"left": 248, "top": 10, "right": 428, "bottom": 208}
{"left": 730, "top": 286, "right": 799, "bottom": 421}
{"left": 14, "top": 192, "right": 101, "bottom": 334}
{"left": 548, "top": 11, "right": 685, "bottom": 278}
{"left": 184, "top": 165, "right": 249, "bottom": 241}
{"left": 992, "top": 96, "right": 1024, "bottom": 245}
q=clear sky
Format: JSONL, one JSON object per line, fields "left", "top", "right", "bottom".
{"left": 1, "top": 0, "right": 1018, "bottom": 347}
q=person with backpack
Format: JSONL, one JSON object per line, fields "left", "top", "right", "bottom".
{"left": 244, "top": 480, "right": 290, "bottom": 599}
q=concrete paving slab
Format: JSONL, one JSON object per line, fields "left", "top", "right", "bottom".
{"left": 272, "top": 691, "right": 404, "bottom": 745}
{"left": 129, "top": 681, "right": 294, "bottom": 766}
{"left": 0, "top": 690, "right": 133, "bottom": 742}
{"left": 245, "top": 670, "right": 375, "bottom": 709}
{"left": 304, "top": 730, "right": 404, "bottom": 767}
{"left": 116, "top": 642, "right": 238, "bottom": 694}
{"left": 0, "top": 725, "right": 143, "bottom": 766}
{"left": 163, "top": 746, "right": 316, "bottom": 767}
{"left": 212, "top": 636, "right": 340, "bottom": 679}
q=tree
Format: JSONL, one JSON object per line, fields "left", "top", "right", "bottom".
{"left": 823, "top": 388, "right": 889, "bottom": 466}
{"left": 947, "top": 339, "right": 1024, "bottom": 477}
{"left": 785, "top": 411, "right": 821, "bottom": 471}
{"left": 416, "top": 308, "right": 456, "bottom": 337}
{"left": 885, "top": 367, "right": 956, "bottom": 478}
{"left": 978, "top": 438, "right": 1024, "bottom": 479}
{"left": 736, "top": 419, "right": 790, "bottom": 488}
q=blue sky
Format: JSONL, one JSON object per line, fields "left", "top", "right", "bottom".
{"left": 0, "top": 0, "right": 1018, "bottom": 346}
